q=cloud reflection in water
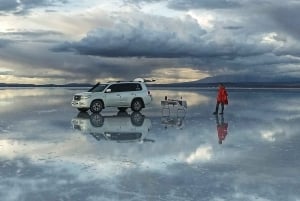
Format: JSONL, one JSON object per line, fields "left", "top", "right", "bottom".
{"left": 0, "top": 88, "right": 299, "bottom": 201}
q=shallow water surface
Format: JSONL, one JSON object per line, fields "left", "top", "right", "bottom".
{"left": 0, "top": 87, "right": 299, "bottom": 201}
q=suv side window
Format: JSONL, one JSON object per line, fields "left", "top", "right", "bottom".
{"left": 126, "top": 83, "right": 142, "bottom": 91}
{"left": 108, "top": 84, "right": 122, "bottom": 93}
{"left": 134, "top": 83, "right": 142, "bottom": 91}
{"left": 108, "top": 83, "right": 142, "bottom": 92}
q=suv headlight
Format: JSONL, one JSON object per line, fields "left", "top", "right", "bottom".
{"left": 81, "top": 95, "right": 91, "bottom": 99}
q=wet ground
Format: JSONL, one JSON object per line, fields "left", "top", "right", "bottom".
{"left": 0, "top": 87, "right": 299, "bottom": 201}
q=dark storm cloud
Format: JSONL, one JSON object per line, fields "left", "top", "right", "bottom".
{"left": 1, "top": 40, "right": 173, "bottom": 83}
{"left": 184, "top": 53, "right": 300, "bottom": 70}
{"left": 16, "top": 57, "right": 175, "bottom": 82}
{"left": 123, "top": 0, "right": 162, "bottom": 4}
{"left": 12, "top": 59, "right": 120, "bottom": 81}
{"left": 168, "top": 0, "right": 240, "bottom": 10}
{"left": 222, "top": 26, "right": 243, "bottom": 30}
{"left": 49, "top": 8, "right": 300, "bottom": 82}
{"left": 124, "top": 0, "right": 240, "bottom": 9}
{"left": 0, "top": 30, "right": 64, "bottom": 37}
{"left": 2, "top": 0, "right": 300, "bottom": 83}
{"left": 0, "top": 0, "right": 67, "bottom": 14}
{"left": 0, "top": 0, "right": 18, "bottom": 11}
{"left": 53, "top": 15, "right": 272, "bottom": 59}
{"left": 19, "top": 0, "right": 67, "bottom": 10}
{"left": 53, "top": 15, "right": 207, "bottom": 58}
{"left": 270, "top": 4, "right": 300, "bottom": 40}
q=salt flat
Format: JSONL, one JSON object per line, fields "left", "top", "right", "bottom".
{"left": 0, "top": 87, "right": 299, "bottom": 201}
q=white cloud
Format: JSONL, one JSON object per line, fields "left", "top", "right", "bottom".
{"left": 150, "top": 67, "right": 210, "bottom": 83}
{"left": 187, "top": 11, "right": 215, "bottom": 30}
{"left": 186, "top": 145, "right": 213, "bottom": 164}
{"left": 261, "top": 130, "right": 276, "bottom": 142}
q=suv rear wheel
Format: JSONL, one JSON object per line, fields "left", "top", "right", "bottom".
{"left": 90, "top": 100, "right": 103, "bottom": 113}
{"left": 131, "top": 99, "right": 143, "bottom": 112}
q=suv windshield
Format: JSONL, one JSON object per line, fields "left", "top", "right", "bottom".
{"left": 88, "top": 83, "right": 108, "bottom": 92}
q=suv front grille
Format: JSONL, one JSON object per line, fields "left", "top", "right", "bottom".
{"left": 105, "top": 132, "right": 142, "bottom": 141}
{"left": 73, "top": 125, "right": 81, "bottom": 130}
{"left": 74, "top": 95, "right": 81, "bottom": 101}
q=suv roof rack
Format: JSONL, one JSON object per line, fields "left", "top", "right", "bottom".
{"left": 107, "top": 80, "right": 129, "bottom": 83}
{"left": 144, "top": 79, "right": 156, "bottom": 83}
{"left": 133, "top": 78, "right": 156, "bottom": 83}
{"left": 106, "top": 78, "right": 156, "bottom": 83}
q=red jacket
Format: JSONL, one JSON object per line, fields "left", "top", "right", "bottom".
{"left": 218, "top": 123, "right": 228, "bottom": 142}
{"left": 217, "top": 86, "right": 228, "bottom": 104}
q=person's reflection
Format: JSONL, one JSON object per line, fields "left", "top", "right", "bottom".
{"left": 216, "top": 115, "right": 228, "bottom": 144}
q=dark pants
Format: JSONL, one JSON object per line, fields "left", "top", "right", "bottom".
{"left": 215, "top": 102, "right": 224, "bottom": 113}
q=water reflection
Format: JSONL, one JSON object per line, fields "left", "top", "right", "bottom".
{"left": 0, "top": 88, "right": 73, "bottom": 116}
{"left": 161, "top": 108, "right": 186, "bottom": 130}
{"left": 71, "top": 111, "right": 154, "bottom": 143}
{"left": 150, "top": 89, "right": 210, "bottom": 107}
{"left": 160, "top": 97, "right": 187, "bottom": 129}
{"left": 215, "top": 115, "right": 229, "bottom": 144}
{"left": 0, "top": 88, "right": 299, "bottom": 201}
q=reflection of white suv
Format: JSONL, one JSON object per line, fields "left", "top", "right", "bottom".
{"left": 71, "top": 112, "right": 153, "bottom": 143}
{"left": 71, "top": 79, "right": 152, "bottom": 113}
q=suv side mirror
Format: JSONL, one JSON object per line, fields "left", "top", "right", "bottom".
{"left": 105, "top": 89, "right": 112, "bottom": 93}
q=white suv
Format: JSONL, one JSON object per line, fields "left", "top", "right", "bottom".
{"left": 71, "top": 79, "right": 152, "bottom": 113}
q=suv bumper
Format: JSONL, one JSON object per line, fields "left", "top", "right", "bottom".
{"left": 71, "top": 100, "right": 90, "bottom": 108}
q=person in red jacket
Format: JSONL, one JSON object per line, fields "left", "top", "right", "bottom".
{"left": 213, "top": 83, "right": 228, "bottom": 115}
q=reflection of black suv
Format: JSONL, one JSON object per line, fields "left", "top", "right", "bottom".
{"left": 71, "top": 112, "right": 153, "bottom": 143}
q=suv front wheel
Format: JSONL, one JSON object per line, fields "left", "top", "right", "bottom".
{"left": 131, "top": 99, "right": 143, "bottom": 112}
{"left": 90, "top": 100, "right": 103, "bottom": 113}
{"left": 131, "top": 112, "right": 144, "bottom": 126}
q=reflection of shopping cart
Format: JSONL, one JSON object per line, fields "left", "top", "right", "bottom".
{"left": 161, "top": 98, "right": 187, "bottom": 129}
{"left": 161, "top": 99, "right": 187, "bottom": 117}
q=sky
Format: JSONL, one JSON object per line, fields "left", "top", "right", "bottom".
{"left": 1, "top": 0, "right": 300, "bottom": 84}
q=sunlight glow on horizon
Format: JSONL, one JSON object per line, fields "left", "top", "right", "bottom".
{"left": 150, "top": 67, "right": 210, "bottom": 84}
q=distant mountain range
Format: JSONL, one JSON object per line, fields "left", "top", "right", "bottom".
{"left": 0, "top": 83, "right": 93, "bottom": 88}
{"left": 148, "top": 75, "right": 300, "bottom": 88}
{"left": 1, "top": 79, "right": 300, "bottom": 89}
{"left": 197, "top": 74, "right": 300, "bottom": 83}
{"left": 148, "top": 81, "right": 300, "bottom": 88}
